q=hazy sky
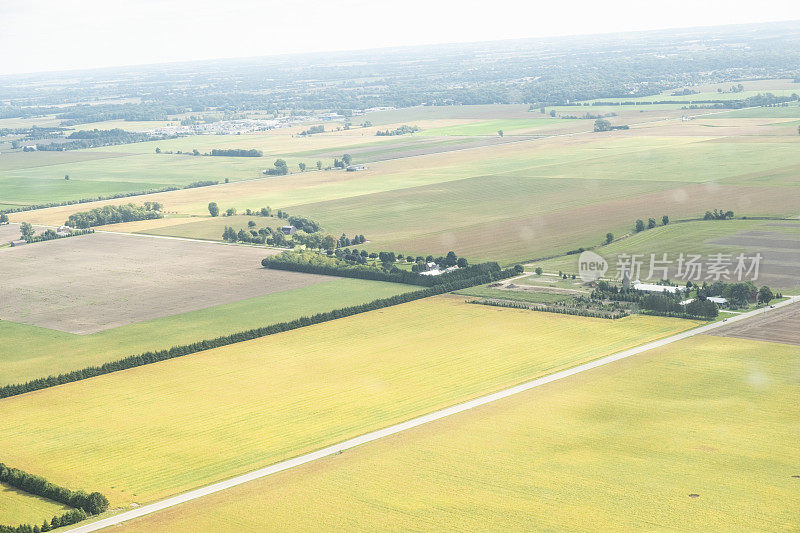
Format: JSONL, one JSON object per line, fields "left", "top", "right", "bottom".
{"left": 2, "top": 0, "right": 800, "bottom": 75}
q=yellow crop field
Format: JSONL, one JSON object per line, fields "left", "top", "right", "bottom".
{"left": 0, "top": 297, "right": 695, "bottom": 507}
{"left": 115, "top": 335, "right": 800, "bottom": 532}
{"left": 0, "top": 483, "right": 71, "bottom": 526}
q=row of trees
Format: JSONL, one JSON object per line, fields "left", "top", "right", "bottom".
{"left": 0, "top": 463, "right": 108, "bottom": 532}
{"left": 376, "top": 125, "right": 420, "bottom": 136}
{"left": 704, "top": 209, "right": 734, "bottom": 220}
{"left": 0, "top": 509, "right": 88, "bottom": 533}
{"left": 0, "top": 266, "right": 514, "bottom": 400}
{"left": 593, "top": 119, "right": 629, "bottom": 132}
{"left": 65, "top": 203, "right": 163, "bottom": 228}
{"left": 635, "top": 215, "right": 669, "bottom": 233}
{"left": 262, "top": 251, "right": 505, "bottom": 287}
{"left": 209, "top": 148, "right": 263, "bottom": 157}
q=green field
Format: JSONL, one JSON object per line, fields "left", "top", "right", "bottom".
{"left": 419, "top": 118, "right": 570, "bottom": 136}
{"left": 0, "top": 297, "right": 695, "bottom": 507}
{"left": 0, "top": 277, "right": 413, "bottom": 386}
{"left": 114, "top": 335, "right": 800, "bottom": 532}
{"left": 0, "top": 483, "right": 72, "bottom": 526}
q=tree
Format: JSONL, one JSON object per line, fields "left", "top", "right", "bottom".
{"left": 457, "top": 257, "right": 468, "bottom": 268}
{"left": 247, "top": 220, "right": 256, "bottom": 228}
{"left": 20, "top": 222, "right": 34, "bottom": 240}
{"left": 549, "top": 110, "right": 556, "bottom": 117}
{"left": 662, "top": 215, "right": 669, "bottom": 226}
{"left": 647, "top": 217, "right": 656, "bottom": 229}
{"left": 274, "top": 159, "right": 288, "bottom": 174}
{"left": 605, "top": 232, "right": 614, "bottom": 244}
{"left": 225, "top": 207, "right": 237, "bottom": 216}
{"left": 758, "top": 285, "right": 774, "bottom": 304}
{"left": 64, "top": 174, "right": 70, "bottom": 180}
{"left": 535, "top": 267, "right": 543, "bottom": 275}
{"left": 515, "top": 264, "right": 525, "bottom": 273}
{"left": 594, "top": 118, "right": 612, "bottom": 132}
{"left": 298, "top": 162, "right": 306, "bottom": 172}
{"left": 635, "top": 219, "right": 645, "bottom": 232}
{"left": 0, "top": 213, "right": 9, "bottom": 224}
{"left": 342, "top": 153, "right": 352, "bottom": 166}
{"left": 322, "top": 234, "right": 336, "bottom": 250}
{"left": 222, "top": 226, "right": 237, "bottom": 242}
{"left": 192, "top": 148, "right": 200, "bottom": 156}
{"left": 208, "top": 202, "right": 219, "bottom": 217}
{"left": 155, "top": 147, "right": 161, "bottom": 153}
{"left": 497, "top": 130, "right": 504, "bottom": 137}
{"left": 316, "top": 160, "right": 322, "bottom": 170}
{"left": 84, "top": 492, "right": 109, "bottom": 515}
{"left": 445, "top": 251, "right": 458, "bottom": 267}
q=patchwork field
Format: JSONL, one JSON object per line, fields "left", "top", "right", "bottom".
{"left": 114, "top": 335, "right": 800, "bottom": 532}
{"left": 0, "top": 483, "right": 72, "bottom": 526}
{"left": 709, "top": 302, "right": 800, "bottom": 345}
{"left": 0, "top": 275, "right": 413, "bottom": 386}
{"left": 0, "top": 297, "right": 696, "bottom": 507}
{"left": 535, "top": 219, "right": 800, "bottom": 290}
{"left": 0, "top": 232, "right": 322, "bottom": 334}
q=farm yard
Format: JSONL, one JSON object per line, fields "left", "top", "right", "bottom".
{"left": 0, "top": 297, "right": 696, "bottom": 507}
{"left": 111, "top": 335, "right": 800, "bottom": 532}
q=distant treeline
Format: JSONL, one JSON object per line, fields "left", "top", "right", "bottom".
{"left": 0, "top": 181, "right": 217, "bottom": 216}
{"left": 65, "top": 203, "right": 163, "bottom": 228}
{"left": 0, "top": 269, "right": 514, "bottom": 400}
{"left": 591, "top": 92, "right": 798, "bottom": 108}
{"left": 13, "top": 128, "right": 176, "bottom": 151}
{"left": 0, "top": 463, "right": 108, "bottom": 532}
{"left": 210, "top": 148, "right": 263, "bottom": 157}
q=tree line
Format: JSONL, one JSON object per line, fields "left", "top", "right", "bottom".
{"left": 209, "top": 148, "right": 263, "bottom": 157}
{"left": 376, "top": 125, "right": 420, "bottom": 136}
{"left": 0, "top": 266, "right": 515, "bottom": 400}
{"left": 0, "top": 463, "right": 108, "bottom": 532}
{"left": 65, "top": 203, "right": 163, "bottom": 228}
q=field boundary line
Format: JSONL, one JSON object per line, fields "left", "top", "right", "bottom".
{"left": 65, "top": 294, "right": 799, "bottom": 532}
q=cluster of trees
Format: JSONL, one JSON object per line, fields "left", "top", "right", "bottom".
{"left": 376, "top": 125, "right": 420, "bottom": 136}
{"left": 593, "top": 118, "right": 630, "bottom": 132}
{"left": 337, "top": 233, "right": 366, "bottom": 247}
{"left": 299, "top": 125, "right": 325, "bottom": 136}
{"left": 263, "top": 159, "right": 289, "bottom": 176}
{"left": 17, "top": 224, "right": 94, "bottom": 244}
{"left": 0, "top": 264, "right": 514, "bottom": 400}
{"left": 209, "top": 148, "right": 262, "bottom": 157}
{"left": 333, "top": 154, "right": 353, "bottom": 168}
{"left": 592, "top": 281, "right": 719, "bottom": 319}
{"left": 65, "top": 203, "right": 163, "bottom": 228}
{"left": 0, "top": 464, "right": 108, "bottom": 515}
{"left": 635, "top": 215, "right": 670, "bottom": 233}
{"left": 704, "top": 209, "right": 734, "bottom": 220}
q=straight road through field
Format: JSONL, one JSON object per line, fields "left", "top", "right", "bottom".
{"left": 66, "top": 295, "right": 799, "bottom": 532}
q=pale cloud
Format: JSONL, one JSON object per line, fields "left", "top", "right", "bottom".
{"left": 1, "top": 0, "right": 799, "bottom": 75}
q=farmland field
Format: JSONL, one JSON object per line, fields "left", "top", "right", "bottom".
{"left": 0, "top": 483, "right": 72, "bottom": 526}
{"left": 113, "top": 335, "right": 800, "bottom": 532}
{"left": 0, "top": 297, "right": 696, "bottom": 507}
{"left": 709, "top": 301, "right": 800, "bottom": 345}
{"left": 0, "top": 275, "right": 413, "bottom": 386}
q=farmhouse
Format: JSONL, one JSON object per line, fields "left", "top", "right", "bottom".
{"left": 346, "top": 165, "right": 366, "bottom": 172}
{"left": 57, "top": 225, "right": 71, "bottom": 236}
{"left": 633, "top": 280, "right": 687, "bottom": 294}
{"left": 11, "top": 240, "right": 27, "bottom": 247}
{"left": 280, "top": 225, "right": 297, "bottom": 236}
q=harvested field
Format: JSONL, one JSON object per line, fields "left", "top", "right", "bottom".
{"left": 0, "top": 232, "right": 329, "bottom": 334}
{"left": 0, "top": 223, "right": 21, "bottom": 243}
{"left": 707, "top": 303, "right": 800, "bottom": 345}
